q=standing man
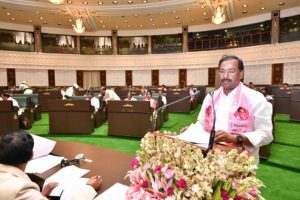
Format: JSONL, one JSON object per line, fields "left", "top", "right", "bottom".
{"left": 0, "top": 130, "right": 102, "bottom": 200}
{"left": 99, "top": 87, "right": 120, "bottom": 102}
{"left": 189, "top": 55, "right": 273, "bottom": 164}
{"left": 19, "top": 81, "right": 33, "bottom": 94}
{"left": 65, "top": 83, "right": 80, "bottom": 98}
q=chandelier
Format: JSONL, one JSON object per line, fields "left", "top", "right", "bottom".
{"left": 48, "top": 0, "right": 64, "bottom": 4}
{"left": 212, "top": 5, "right": 226, "bottom": 24}
{"left": 73, "top": 18, "right": 86, "bottom": 34}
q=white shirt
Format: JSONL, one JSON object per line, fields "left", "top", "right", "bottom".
{"left": 0, "top": 97, "right": 24, "bottom": 115}
{"left": 103, "top": 90, "right": 120, "bottom": 101}
{"left": 89, "top": 97, "right": 100, "bottom": 113}
{"left": 160, "top": 95, "right": 167, "bottom": 105}
{"left": 197, "top": 84, "right": 273, "bottom": 164}
{"left": 19, "top": 83, "right": 33, "bottom": 94}
{"left": 65, "top": 86, "right": 75, "bottom": 97}
{"left": 124, "top": 97, "right": 137, "bottom": 101}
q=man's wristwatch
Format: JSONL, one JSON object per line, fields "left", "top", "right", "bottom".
{"left": 236, "top": 135, "right": 243, "bottom": 145}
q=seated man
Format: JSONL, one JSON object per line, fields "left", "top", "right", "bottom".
{"left": 19, "top": 81, "right": 33, "bottom": 94}
{"left": 0, "top": 130, "right": 102, "bottom": 200}
{"left": 86, "top": 91, "right": 100, "bottom": 113}
{"left": 0, "top": 93, "right": 24, "bottom": 115}
{"left": 281, "top": 82, "right": 290, "bottom": 91}
{"left": 158, "top": 89, "right": 167, "bottom": 106}
{"left": 99, "top": 87, "right": 120, "bottom": 102}
{"left": 124, "top": 91, "right": 137, "bottom": 101}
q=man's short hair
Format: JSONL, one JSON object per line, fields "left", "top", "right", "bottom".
{"left": 219, "top": 55, "right": 244, "bottom": 71}
{"left": 0, "top": 130, "right": 34, "bottom": 166}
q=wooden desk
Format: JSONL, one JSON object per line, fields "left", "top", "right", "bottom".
{"left": 167, "top": 90, "right": 191, "bottom": 113}
{"left": 0, "top": 101, "right": 19, "bottom": 135}
{"left": 30, "top": 140, "right": 134, "bottom": 194}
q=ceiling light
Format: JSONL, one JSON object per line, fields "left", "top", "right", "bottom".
{"left": 127, "top": 25, "right": 131, "bottom": 28}
{"left": 279, "top": 2, "right": 285, "bottom": 6}
{"left": 115, "top": 25, "right": 119, "bottom": 28}
{"left": 224, "top": 29, "right": 227, "bottom": 32}
{"left": 139, "top": 24, "right": 143, "bottom": 28}
{"left": 200, "top": 5, "right": 205, "bottom": 9}
{"left": 191, "top": 19, "right": 195, "bottom": 22}
{"left": 43, "top": 22, "right": 47, "bottom": 24}
{"left": 172, "top": 10, "right": 176, "bottom": 14}
{"left": 242, "top": 10, "right": 248, "bottom": 14}
{"left": 39, "top": 17, "right": 44, "bottom": 20}
{"left": 160, "top": 12, "right": 163, "bottom": 15}
{"left": 177, "top": 21, "right": 181, "bottom": 24}
{"left": 128, "top": 0, "right": 133, "bottom": 4}
{"left": 10, "top": 18, "right": 15, "bottom": 21}
{"left": 68, "top": 19, "right": 73, "bottom": 22}
{"left": 102, "top": 25, "right": 106, "bottom": 28}
{"left": 149, "top": 18, "right": 153, "bottom": 22}
{"left": 203, "top": 12, "right": 207, "bottom": 15}
{"left": 212, "top": 6, "right": 225, "bottom": 24}
{"left": 134, "top": 14, "right": 138, "bottom": 17}
{"left": 100, "top": 20, "right": 104, "bottom": 23}
{"left": 164, "top": 22, "right": 168, "bottom": 25}
{"left": 260, "top": 24, "right": 264, "bottom": 27}
{"left": 36, "top": 11, "right": 40, "bottom": 14}
{"left": 124, "top": 20, "right": 128, "bottom": 23}
{"left": 6, "top": 12, "right": 10, "bottom": 16}
{"left": 48, "top": 0, "right": 64, "bottom": 4}
{"left": 260, "top": 7, "right": 265, "bottom": 10}
{"left": 83, "top": 1, "right": 88, "bottom": 5}
{"left": 57, "top": 23, "right": 62, "bottom": 25}
{"left": 67, "top": 0, "right": 72, "bottom": 4}
{"left": 73, "top": 18, "right": 85, "bottom": 34}
{"left": 152, "top": 24, "right": 155, "bottom": 26}
{"left": 175, "top": 16, "right": 180, "bottom": 19}
{"left": 143, "top": 0, "right": 147, "bottom": 3}
{"left": 204, "top": 18, "right": 209, "bottom": 20}
{"left": 29, "top": 20, "right": 33, "bottom": 23}
{"left": 112, "top": 1, "right": 118, "bottom": 4}
{"left": 242, "top": 4, "right": 248, "bottom": 8}
{"left": 98, "top": 1, "right": 103, "bottom": 4}
{"left": 186, "top": 8, "right": 190, "bottom": 11}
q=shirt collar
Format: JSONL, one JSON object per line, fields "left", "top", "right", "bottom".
{"left": 220, "top": 82, "right": 241, "bottom": 98}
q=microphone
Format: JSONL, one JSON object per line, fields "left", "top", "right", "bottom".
{"left": 207, "top": 91, "right": 216, "bottom": 150}
{"left": 60, "top": 153, "right": 92, "bottom": 167}
{"left": 150, "top": 90, "right": 201, "bottom": 132}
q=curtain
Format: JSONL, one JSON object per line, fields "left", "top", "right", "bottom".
{"left": 83, "top": 71, "right": 101, "bottom": 89}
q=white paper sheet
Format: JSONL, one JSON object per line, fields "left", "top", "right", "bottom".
{"left": 25, "top": 155, "right": 64, "bottom": 174}
{"left": 94, "top": 183, "right": 129, "bottom": 200}
{"left": 177, "top": 123, "right": 210, "bottom": 144}
{"left": 60, "top": 178, "right": 89, "bottom": 200}
{"left": 43, "top": 165, "right": 90, "bottom": 197}
{"left": 31, "top": 134, "right": 56, "bottom": 159}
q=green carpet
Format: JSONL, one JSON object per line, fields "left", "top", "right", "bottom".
{"left": 28, "top": 108, "right": 300, "bottom": 200}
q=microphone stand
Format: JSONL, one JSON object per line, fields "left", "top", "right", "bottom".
{"left": 207, "top": 91, "right": 216, "bottom": 150}
{"left": 150, "top": 91, "right": 201, "bottom": 133}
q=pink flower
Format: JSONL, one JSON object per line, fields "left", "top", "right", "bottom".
{"left": 154, "top": 165, "right": 162, "bottom": 173}
{"left": 221, "top": 189, "right": 229, "bottom": 200}
{"left": 141, "top": 180, "right": 149, "bottom": 189}
{"left": 155, "top": 180, "right": 163, "bottom": 189}
{"left": 232, "top": 181, "right": 238, "bottom": 190}
{"left": 248, "top": 188, "right": 258, "bottom": 197}
{"left": 164, "top": 168, "right": 175, "bottom": 180}
{"left": 167, "top": 187, "right": 174, "bottom": 195}
{"left": 131, "top": 157, "right": 139, "bottom": 168}
{"left": 144, "top": 162, "right": 151, "bottom": 170}
{"left": 176, "top": 179, "right": 187, "bottom": 189}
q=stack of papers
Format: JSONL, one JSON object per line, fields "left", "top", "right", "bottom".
{"left": 177, "top": 123, "right": 210, "bottom": 148}
{"left": 94, "top": 183, "right": 129, "bottom": 200}
{"left": 31, "top": 134, "right": 56, "bottom": 159}
{"left": 43, "top": 165, "right": 90, "bottom": 196}
{"left": 25, "top": 155, "right": 64, "bottom": 174}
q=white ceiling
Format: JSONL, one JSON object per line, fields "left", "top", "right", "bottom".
{"left": 0, "top": 0, "right": 299, "bottom": 33}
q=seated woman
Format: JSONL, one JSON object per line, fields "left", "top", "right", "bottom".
{"left": 124, "top": 91, "right": 137, "bottom": 101}
{"left": 144, "top": 91, "right": 157, "bottom": 110}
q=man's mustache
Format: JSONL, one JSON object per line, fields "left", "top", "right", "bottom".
{"left": 221, "top": 79, "right": 231, "bottom": 82}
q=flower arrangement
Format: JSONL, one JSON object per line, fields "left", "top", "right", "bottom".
{"left": 125, "top": 133, "right": 265, "bottom": 200}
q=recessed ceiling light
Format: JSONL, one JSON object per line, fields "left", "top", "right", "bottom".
{"left": 177, "top": 21, "right": 181, "bottom": 24}
{"left": 134, "top": 14, "right": 138, "bottom": 17}
{"left": 83, "top": 1, "right": 88, "bottom": 5}
{"left": 260, "top": 7, "right": 265, "bottom": 10}
{"left": 293, "top": 22, "right": 297, "bottom": 25}
{"left": 102, "top": 25, "right": 106, "bottom": 28}
{"left": 242, "top": 4, "right": 248, "bottom": 8}
{"left": 29, "top": 20, "right": 33, "bottom": 23}
{"left": 128, "top": 0, "right": 133, "bottom": 4}
{"left": 6, "top": 12, "right": 10, "bottom": 16}
{"left": 225, "top": 29, "right": 228, "bottom": 32}
{"left": 67, "top": 0, "right": 72, "bottom": 4}
{"left": 10, "top": 18, "right": 15, "bottom": 21}
{"left": 115, "top": 25, "right": 118, "bottom": 28}
{"left": 200, "top": 5, "right": 205, "bottom": 9}
{"left": 159, "top": 12, "right": 163, "bottom": 15}
{"left": 68, "top": 19, "right": 72, "bottom": 22}
{"left": 186, "top": 8, "right": 190, "bottom": 11}
{"left": 279, "top": 2, "right": 285, "bottom": 6}
{"left": 112, "top": 0, "right": 118, "bottom": 4}
{"left": 139, "top": 24, "right": 143, "bottom": 28}
{"left": 100, "top": 20, "right": 104, "bottom": 23}
{"left": 164, "top": 22, "right": 168, "bottom": 25}
{"left": 98, "top": 1, "right": 103, "bottom": 4}
{"left": 152, "top": 23, "right": 155, "bottom": 26}
{"left": 242, "top": 10, "right": 248, "bottom": 14}
{"left": 57, "top": 23, "right": 62, "bottom": 25}
{"left": 36, "top": 11, "right": 40, "bottom": 14}
{"left": 124, "top": 20, "right": 128, "bottom": 23}
{"left": 43, "top": 22, "right": 47, "bottom": 24}
{"left": 149, "top": 18, "right": 153, "bottom": 22}
{"left": 203, "top": 12, "right": 207, "bottom": 15}
{"left": 175, "top": 16, "right": 180, "bottom": 19}
{"left": 127, "top": 25, "right": 131, "bottom": 28}
{"left": 39, "top": 16, "right": 44, "bottom": 20}
{"left": 191, "top": 19, "right": 195, "bottom": 22}
{"left": 260, "top": 24, "right": 264, "bottom": 27}
{"left": 143, "top": 0, "right": 147, "bottom": 3}
{"left": 204, "top": 18, "right": 209, "bottom": 20}
{"left": 172, "top": 10, "right": 176, "bottom": 14}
